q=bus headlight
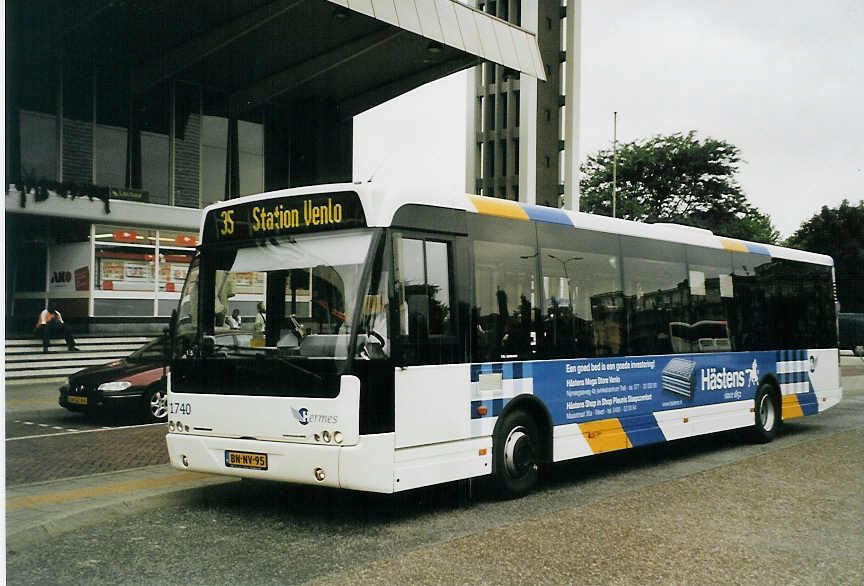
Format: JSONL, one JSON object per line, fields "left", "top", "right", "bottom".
{"left": 169, "top": 421, "right": 175, "bottom": 432}
{"left": 314, "top": 467, "right": 326, "bottom": 481}
{"left": 333, "top": 431, "right": 344, "bottom": 444}
{"left": 322, "top": 431, "right": 331, "bottom": 443}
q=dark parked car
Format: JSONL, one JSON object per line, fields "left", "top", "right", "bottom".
{"left": 59, "top": 337, "right": 169, "bottom": 422}
{"left": 839, "top": 313, "right": 864, "bottom": 356}
{"left": 58, "top": 332, "right": 256, "bottom": 422}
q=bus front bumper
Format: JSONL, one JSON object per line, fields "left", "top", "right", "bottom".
{"left": 166, "top": 432, "right": 396, "bottom": 493}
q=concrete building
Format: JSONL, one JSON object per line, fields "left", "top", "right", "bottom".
{"left": 5, "top": 0, "right": 546, "bottom": 335}
{"left": 466, "top": 0, "right": 580, "bottom": 209}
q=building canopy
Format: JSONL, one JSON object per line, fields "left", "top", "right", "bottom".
{"left": 113, "top": 0, "right": 545, "bottom": 119}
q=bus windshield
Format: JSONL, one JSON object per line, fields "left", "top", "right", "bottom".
{"left": 172, "top": 229, "right": 389, "bottom": 397}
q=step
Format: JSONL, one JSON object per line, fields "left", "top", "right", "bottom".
{"left": 4, "top": 336, "right": 158, "bottom": 382}
{"left": 6, "top": 351, "right": 132, "bottom": 362}
{"left": 5, "top": 336, "right": 154, "bottom": 346}
{"left": 6, "top": 345, "right": 144, "bottom": 355}
{"left": 5, "top": 357, "right": 143, "bottom": 371}
{"left": 6, "top": 367, "right": 93, "bottom": 379}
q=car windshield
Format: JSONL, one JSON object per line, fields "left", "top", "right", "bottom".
{"left": 129, "top": 338, "right": 165, "bottom": 362}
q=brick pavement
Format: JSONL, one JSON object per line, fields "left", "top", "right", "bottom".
{"left": 6, "top": 425, "right": 169, "bottom": 486}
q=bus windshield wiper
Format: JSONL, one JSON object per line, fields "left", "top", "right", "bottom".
{"left": 204, "top": 340, "right": 323, "bottom": 383}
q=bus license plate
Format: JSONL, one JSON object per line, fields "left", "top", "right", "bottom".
{"left": 225, "top": 450, "right": 268, "bottom": 470}
{"left": 68, "top": 395, "right": 88, "bottom": 405}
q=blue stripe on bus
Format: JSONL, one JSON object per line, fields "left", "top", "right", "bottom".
{"left": 471, "top": 362, "right": 533, "bottom": 382}
{"left": 778, "top": 372, "right": 808, "bottom": 384}
{"left": 618, "top": 413, "right": 666, "bottom": 446}
{"left": 746, "top": 242, "right": 771, "bottom": 256}
{"left": 470, "top": 397, "right": 513, "bottom": 419}
{"left": 492, "top": 397, "right": 505, "bottom": 416}
{"left": 797, "top": 392, "right": 819, "bottom": 416}
{"left": 776, "top": 349, "right": 807, "bottom": 364}
{"left": 521, "top": 205, "right": 574, "bottom": 226}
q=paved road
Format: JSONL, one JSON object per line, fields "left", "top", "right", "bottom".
{"left": 5, "top": 381, "right": 169, "bottom": 485}
{"left": 6, "top": 366, "right": 863, "bottom": 585}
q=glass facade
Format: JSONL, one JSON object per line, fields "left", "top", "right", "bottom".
{"left": 11, "top": 63, "right": 264, "bottom": 324}
{"left": 16, "top": 65, "right": 264, "bottom": 208}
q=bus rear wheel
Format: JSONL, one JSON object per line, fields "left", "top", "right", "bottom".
{"left": 750, "top": 384, "right": 780, "bottom": 443}
{"left": 493, "top": 409, "right": 540, "bottom": 499}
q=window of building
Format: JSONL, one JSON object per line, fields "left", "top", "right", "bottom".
{"left": 93, "top": 124, "right": 128, "bottom": 188}
{"left": 201, "top": 115, "right": 264, "bottom": 206}
{"left": 20, "top": 111, "right": 57, "bottom": 181}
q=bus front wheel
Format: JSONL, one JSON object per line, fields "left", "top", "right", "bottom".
{"left": 750, "top": 384, "right": 780, "bottom": 443}
{"left": 493, "top": 409, "right": 540, "bottom": 499}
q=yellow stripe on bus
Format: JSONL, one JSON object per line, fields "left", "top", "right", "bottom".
{"left": 782, "top": 394, "right": 805, "bottom": 419}
{"left": 468, "top": 195, "right": 530, "bottom": 221}
{"left": 578, "top": 419, "right": 631, "bottom": 454}
{"left": 718, "top": 238, "right": 749, "bottom": 253}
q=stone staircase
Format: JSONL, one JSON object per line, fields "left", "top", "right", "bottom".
{"left": 4, "top": 336, "right": 157, "bottom": 382}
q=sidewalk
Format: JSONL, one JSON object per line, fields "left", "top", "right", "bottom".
{"left": 5, "top": 464, "right": 236, "bottom": 553}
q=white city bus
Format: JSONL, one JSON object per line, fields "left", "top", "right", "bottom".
{"left": 166, "top": 183, "right": 841, "bottom": 497}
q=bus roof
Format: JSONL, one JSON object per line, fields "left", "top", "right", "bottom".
{"left": 201, "top": 182, "right": 834, "bottom": 267}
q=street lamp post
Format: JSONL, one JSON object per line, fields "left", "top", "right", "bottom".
{"left": 612, "top": 111, "right": 618, "bottom": 219}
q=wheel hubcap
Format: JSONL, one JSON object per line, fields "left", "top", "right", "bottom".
{"left": 150, "top": 390, "right": 167, "bottom": 419}
{"left": 759, "top": 394, "right": 775, "bottom": 431}
{"left": 504, "top": 426, "right": 534, "bottom": 477}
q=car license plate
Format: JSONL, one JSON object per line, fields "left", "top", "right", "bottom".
{"left": 68, "top": 395, "right": 88, "bottom": 406}
{"left": 225, "top": 450, "right": 268, "bottom": 470}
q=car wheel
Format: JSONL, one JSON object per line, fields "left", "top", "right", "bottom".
{"left": 142, "top": 384, "right": 168, "bottom": 423}
{"left": 492, "top": 409, "right": 540, "bottom": 499}
{"left": 750, "top": 383, "right": 780, "bottom": 443}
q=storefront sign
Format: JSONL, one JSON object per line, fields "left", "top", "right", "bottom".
{"left": 48, "top": 242, "right": 91, "bottom": 293}
{"left": 114, "top": 230, "right": 138, "bottom": 243}
{"left": 110, "top": 187, "right": 149, "bottom": 203}
{"left": 175, "top": 234, "right": 197, "bottom": 247}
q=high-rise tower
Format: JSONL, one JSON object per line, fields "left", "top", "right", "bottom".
{"left": 466, "top": 0, "right": 580, "bottom": 209}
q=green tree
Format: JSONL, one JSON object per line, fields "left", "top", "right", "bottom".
{"left": 579, "top": 131, "right": 778, "bottom": 243}
{"left": 785, "top": 199, "right": 864, "bottom": 313}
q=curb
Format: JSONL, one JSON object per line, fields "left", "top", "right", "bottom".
{"left": 5, "top": 474, "right": 238, "bottom": 554}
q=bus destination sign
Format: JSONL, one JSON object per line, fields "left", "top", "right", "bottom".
{"left": 205, "top": 191, "right": 366, "bottom": 243}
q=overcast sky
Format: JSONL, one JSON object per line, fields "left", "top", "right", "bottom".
{"left": 354, "top": 0, "right": 863, "bottom": 238}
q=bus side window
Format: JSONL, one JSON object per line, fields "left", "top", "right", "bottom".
{"left": 395, "top": 235, "right": 456, "bottom": 365}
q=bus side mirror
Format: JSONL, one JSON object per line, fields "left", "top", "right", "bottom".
{"left": 164, "top": 309, "right": 178, "bottom": 362}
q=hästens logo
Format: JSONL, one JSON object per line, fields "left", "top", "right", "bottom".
{"left": 290, "top": 406, "right": 338, "bottom": 426}
{"left": 701, "top": 359, "right": 759, "bottom": 391}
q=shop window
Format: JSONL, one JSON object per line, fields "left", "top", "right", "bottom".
{"left": 96, "top": 245, "right": 155, "bottom": 293}
{"left": 158, "top": 247, "right": 195, "bottom": 293}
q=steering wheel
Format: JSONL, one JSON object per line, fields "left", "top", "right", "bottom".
{"left": 364, "top": 329, "right": 386, "bottom": 348}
